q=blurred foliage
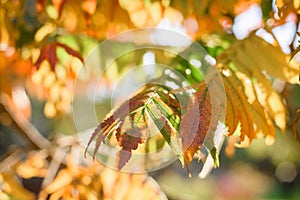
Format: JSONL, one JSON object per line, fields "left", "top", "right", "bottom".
{"left": 0, "top": 0, "right": 300, "bottom": 199}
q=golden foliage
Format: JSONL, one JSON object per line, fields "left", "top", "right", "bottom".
{"left": 1, "top": 145, "right": 166, "bottom": 200}
{"left": 216, "top": 34, "right": 298, "bottom": 148}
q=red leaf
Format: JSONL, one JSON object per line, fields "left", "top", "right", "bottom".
{"left": 35, "top": 46, "right": 47, "bottom": 69}
{"left": 116, "top": 149, "right": 132, "bottom": 170}
{"left": 35, "top": 42, "right": 83, "bottom": 72}
{"left": 57, "top": 42, "right": 84, "bottom": 63}
{"left": 85, "top": 90, "right": 150, "bottom": 159}
{"left": 180, "top": 83, "right": 212, "bottom": 173}
{"left": 116, "top": 121, "right": 143, "bottom": 169}
{"left": 48, "top": 44, "right": 58, "bottom": 71}
{"left": 35, "top": 43, "right": 57, "bottom": 70}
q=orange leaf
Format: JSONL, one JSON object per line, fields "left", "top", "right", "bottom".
{"left": 223, "top": 73, "right": 254, "bottom": 147}
{"left": 180, "top": 83, "right": 212, "bottom": 173}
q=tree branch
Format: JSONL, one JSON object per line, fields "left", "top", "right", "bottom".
{"left": 0, "top": 93, "right": 51, "bottom": 149}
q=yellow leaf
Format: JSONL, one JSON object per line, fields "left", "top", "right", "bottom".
{"left": 44, "top": 169, "right": 72, "bottom": 194}
{"left": 249, "top": 100, "right": 275, "bottom": 143}
{"left": 224, "top": 37, "right": 287, "bottom": 131}
{"left": 34, "top": 23, "right": 56, "bottom": 42}
{"left": 234, "top": 72, "right": 275, "bottom": 144}
{"left": 223, "top": 73, "right": 254, "bottom": 146}
{"left": 247, "top": 34, "right": 298, "bottom": 84}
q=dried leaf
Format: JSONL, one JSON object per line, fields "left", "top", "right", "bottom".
{"left": 180, "top": 83, "right": 212, "bottom": 173}
{"left": 86, "top": 83, "right": 182, "bottom": 169}
{"left": 85, "top": 92, "right": 149, "bottom": 158}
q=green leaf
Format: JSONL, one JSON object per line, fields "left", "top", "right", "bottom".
{"left": 146, "top": 102, "right": 184, "bottom": 166}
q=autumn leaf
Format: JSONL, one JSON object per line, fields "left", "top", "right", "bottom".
{"left": 246, "top": 34, "right": 298, "bottom": 84}
{"left": 179, "top": 82, "right": 212, "bottom": 173}
{"left": 85, "top": 83, "right": 182, "bottom": 169}
{"left": 35, "top": 42, "right": 83, "bottom": 71}
{"left": 217, "top": 33, "right": 291, "bottom": 146}
{"left": 85, "top": 91, "right": 149, "bottom": 159}
{"left": 115, "top": 111, "right": 147, "bottom": 169}
{"left": 147, "top": 100, "right": 183, "bottom": 165}
{"left": 223, "top": 72, "right": 254, "bottom": 147}
{"left": 235, "top": 72, "right": 275, "bottom": 144}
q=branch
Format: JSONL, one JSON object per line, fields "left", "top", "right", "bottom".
{"left": 0, "top": 93, "right": 51, "bottom": 149}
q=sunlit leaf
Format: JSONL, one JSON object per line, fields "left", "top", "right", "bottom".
{"left": 147, "top": 101, "right": 183, "bottom": 165}
{"left": 86, "top": 83, "right": 183, "bottom": 169}
{"left": 180, "top": 83, "right": 212, "bottom": 173}
{"left": 223, "top": 72, "right": 254, "bottom": 147}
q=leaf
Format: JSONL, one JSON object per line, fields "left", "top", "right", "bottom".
{"left": 180, "top": 92, "right": 200, "bottom": 168}
{"left": 56, "top": 42, "right": 84, "bottom": 63}
{"left": 234, "top": 72, "right": 275, "bottom": 144}
{"left": 152, "top": 95, "right": 180, "bottom": 130}
{"left": 35, "top": 42, "right": 84, "bottom": 71}
{"left": 85, "top": 92, "right": 148, "bottom": 158}
{"left": 220, "top": 34, "right": 287, "bottom": 131}
{"left": 86, "top": 83, "right": 182, "bottom": 169}
{"left": 115, "top": 111, "right": 148, "bottom": 169}
{"left": 225, "top": 83, "right": 239, "bottom": 135}
{"left": 146, "top": 101, "right": 183, "bottom": 165}
{"left": 247, "top": 34, "right": 298, "bottom": 84}
{"left": 179, "top": 82, "right": 212, "bottom": 173}
{"left": 116, "top": 128, "right": 144, "bottom": 169}
{"left": 223, "top": 72, "right": 254, "bottom": 147}
{"left": 216, "top": 33, "right": 291, "bottom": 148}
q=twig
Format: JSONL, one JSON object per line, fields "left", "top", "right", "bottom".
{"left": 0, "top": 93, "right": 51, "bottom": 149}
{"left": 0, "top": 148, "right": 23, "bottom": 173}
